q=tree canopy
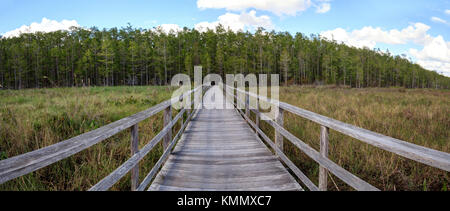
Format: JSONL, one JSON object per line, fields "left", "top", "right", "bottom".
{"left": 0, "top": 25, "right": 449, "bottom": 89}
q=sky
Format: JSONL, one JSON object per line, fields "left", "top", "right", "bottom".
{"left": 1, "top": 0, "right": 450, "bottom": 76}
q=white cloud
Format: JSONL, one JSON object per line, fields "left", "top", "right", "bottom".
{"left": 153, "top": 24, "right": 183, "bottom": 34}
{"left": 2, "top": 18, "right": 79, "bottom": 38}
{"left": 321, "top": 23, "right": 450, "bottom": 76}
{"left": 195, "top": 10, "right": 273, "bottom": 32}
{"left": 315, "top": 3, "right": 331, "bottom": 14}
{"left": 197, "top": 0, "right": 313, "bottom": 16}
{"left": 409, "top": 36, "right": 450, "bottom": 76}
{"left": 445, "top": 9, "right": 450, "bottom": 15}
{"left": 320, "top": 23, "right": 432, "bottom": 49}
{"left": 431, "top": 16, "right": 447, "bottom": 24}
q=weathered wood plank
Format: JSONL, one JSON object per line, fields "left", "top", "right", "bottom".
{"left": 164, "top": 156, "right": 279, "bottom": 166}
{"left": 245, "top": 92, "right": 250, "bottom": 117}
{"left": 162, "top": 159, "right": 283, "bottom": 171}
{"left": 319, "top": 126, "right": 329, "bottom": 191}
{"left": 157, "top": 170, "right": 291, "bottom": 183}
{"left": 173, "top": 145, "right": 266, "bottom": 151}
{"left": 149, "top": 183, "right": 301, "bottom": 191}
{"left": 275, "top": 107, "right": 284, "bottom": 154}
{"left": 130, "top": 124, "right": 139, "bottom": 191}
{"left": 153, "top": 175, "right": 299, "bottom": 190}
{"left": 170, "top": 148, "right": 273, "bottom": 156}
{"left": 170, "top": 151, "right": 274, "bottom": 159}
{"left": 163, "top": 106, "right": 172, "bottom": 150}
{"left": 165, "top": 154, "right": 276, "bottom": 162}
{"left": 155, "top": 166, "right": 293, "bottom": 179}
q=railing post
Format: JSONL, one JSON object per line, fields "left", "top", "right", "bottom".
{"left": 187, "top": 91, "right": 191, "bottom": 117}
{"left": 319, "top": 126, "right": 329, "bottom": 191}
{"left": 180, "top": 95, "right": 185, "bottom": 126}
{"left": 130, "top": 124, "right": 139, "bottom": 191}
{"left": 255, "top": 97, "right": 260, "bottom": 132}
{"left": 233, "top": 84, "right": 237, "bottom": 108}
{"left": 245, "top": 92, "right": 250, "bottom": 117}
{"left": 275, "top": 107, "right": 284, "bottom": 154}
{"left": 223, "top": 83, "right": 226, "bottom": 109}
{"left": 163, "top": 105, "right": 172, "bottom": 150}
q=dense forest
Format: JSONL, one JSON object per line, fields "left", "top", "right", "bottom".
{"left": 0, "top": 24, "right": 449, "bottom": 90}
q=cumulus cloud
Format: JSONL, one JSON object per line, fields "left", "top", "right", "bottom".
{"left": 315, "top": 3, "right": 330, "bottom": 13}
{"left": 153, "top": 24, "right": 183, "bottom": 34}
{"left": 409, "top": 36, "right": 450, "bottom": 76}
{"left": 321, "top": 23, "right": 432, "bottom": 49}
{"left": 431, "top": 16, "right": 447, "bottom": 24}
{"left": 195, "top": 10, "right": 273, "bottom": 32}
{"left": 321, "top": 23, "right": 450, "bottom": 76}
{"left": 197, "top": 0, "right": 313, "bottom": 16}
{"left": 315, "top": 0, "right": 331, "bottom": 14}
{"left": 446, "top": 9, "right": 450, "bottom": 15}
{"left": 2, "top": 18, "right": 79, "bottom": 38}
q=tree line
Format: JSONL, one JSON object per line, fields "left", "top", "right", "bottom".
{"left": 0, "top": 24, "right": 449, "bottom": 90}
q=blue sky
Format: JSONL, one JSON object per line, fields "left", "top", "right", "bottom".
{"left": 1, "top": 0, "right": 450, "bottom": 76}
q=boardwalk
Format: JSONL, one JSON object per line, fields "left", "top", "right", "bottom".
{"left": 149, "top": 86, "right": 303, "bottom": 191}
{"left": 1, "top": 82, "right": 449, "bottom": 191}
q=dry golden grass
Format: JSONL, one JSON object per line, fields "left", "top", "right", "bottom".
{"left": 266, "top": 86, "right": 449, "bottom": 191}
{"left": 0, "top": 86, "right": 448, "bottom": 191}
{"left": 0, "top": 86, "right": 177, "bottom": 190}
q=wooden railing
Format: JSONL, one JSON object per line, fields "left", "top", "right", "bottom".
{"left": 222, "top": 84, "right": 450, "bottom": 191}
{"left": 0, "top": 85, "right": 209, "bottom": 191}
{"left": 1, "top": 83, "right": 449, "bottom": 191}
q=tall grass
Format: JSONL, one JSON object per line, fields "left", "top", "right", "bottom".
{"left": 0, "top": 86, "right": 448, "bottom": 190}
{"left": 271, "top": 86, "right": 449, "bottom": 191}
{"left": 0, "top": 86, "right": 176, "bottom": 191}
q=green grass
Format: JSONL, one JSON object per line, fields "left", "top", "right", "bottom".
{"left": 0, "top": 86, "right": 449, "bottom": 191}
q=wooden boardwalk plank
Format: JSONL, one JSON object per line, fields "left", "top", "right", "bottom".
{"left": 149, "top": 86, "right": 302, "bottom": 191}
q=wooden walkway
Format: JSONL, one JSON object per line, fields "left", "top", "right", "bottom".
{"left": 1, "top": 78, "right": 449, "bottom": 191}
{"left": 149, "top": 87, "right": 302, "bottom": 191}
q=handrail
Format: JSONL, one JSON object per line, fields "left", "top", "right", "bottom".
{"left": 89, "top": 108, "right": 187, "bottom": 191}
{"left": 90, "top": 98, "right": 200, "bottom": 191}
{"left": 224, "top": 84, "right": 450, "bottom": 191}
{"left": 0, "top": 85, "right": 204, "bottom": 185}
{"left": 227, "top": 85, "right": 450, "bottom": 172}
{"left": 224, "top": 88, "right": 377, "bottom": 191}
{"left": 139, "top": 99, "right": 200, "bottom": 191}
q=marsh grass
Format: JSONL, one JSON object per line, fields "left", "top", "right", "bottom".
{"left": 0, "top": 86, "right": 449, "bottom": 191}
{"left": 0, "top": 86, "right": 177, "bottom": 191}
{"left": 275, "top": 86, "right": 449, "bottom": 191}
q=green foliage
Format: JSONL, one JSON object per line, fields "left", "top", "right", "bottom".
{"left": 0, "top": 25, "right": 449, "bottom": 90}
